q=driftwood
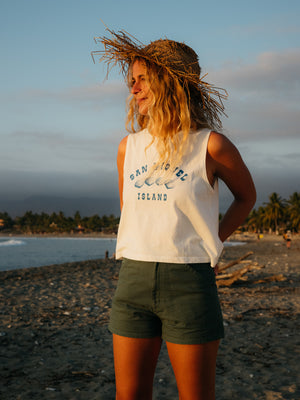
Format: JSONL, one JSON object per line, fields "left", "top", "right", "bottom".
{"left": 218, "top": 251, "right": 253, "bottom": 273}
{"left": 216, "top": 267, "right": 250, "bottom": 287}
{"left": 216, "top": 251, "right": 285, "bottom": 287}
{"left": 252, "top": 274, "right": 287, "bottom": 284}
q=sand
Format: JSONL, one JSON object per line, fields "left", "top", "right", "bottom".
{"left": 0, "top": 234, "right": 299, "bottom": 399}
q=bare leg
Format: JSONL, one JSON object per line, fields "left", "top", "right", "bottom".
{"left": 113, "top": 334, "right": 162, "bottom": 400}
{"left": 166, "top": 339, "right": 220, "bottom": 400}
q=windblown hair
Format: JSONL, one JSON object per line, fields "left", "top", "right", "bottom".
{"left": 126, "top": 57, "right": 211, "bottom": 168}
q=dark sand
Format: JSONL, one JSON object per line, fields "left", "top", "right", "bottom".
{"left": 1, "top": 234, "right": 299, "bottom": 399}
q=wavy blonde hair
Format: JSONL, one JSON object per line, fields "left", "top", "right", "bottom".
{"left": 125, "top": 58, "right": 212, "bottom": 168}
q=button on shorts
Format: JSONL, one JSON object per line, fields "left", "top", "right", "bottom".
{"left": 109, "top": 258, "right": 224, "bottom": 345}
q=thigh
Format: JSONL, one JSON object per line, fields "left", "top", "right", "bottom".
{"left": 166, "top": 339, "right": 220, "bottom": 400}
{"left": 113, "top": 334, "right": 162, "bottom": 400}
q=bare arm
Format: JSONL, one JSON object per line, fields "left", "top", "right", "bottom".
{"left": 207, "top": 132, "right": 256, "bottom": 242}
{"left": 117, "top": 136, "right": 128, "bottom": 211}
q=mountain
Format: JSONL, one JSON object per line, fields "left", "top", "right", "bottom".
{"left": 0, "top": 196, "right": 120, "bottom": 217}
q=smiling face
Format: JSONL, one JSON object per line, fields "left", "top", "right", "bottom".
{"left": 130, "top": 59, "right": 154, "bottom": 115}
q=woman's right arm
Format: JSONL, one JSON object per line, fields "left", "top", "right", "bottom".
{"left": 207, "top": 132, "right": 256, "bottom": 242}
{"left": 117, "top": 136, "right": 128, "bottom": 211}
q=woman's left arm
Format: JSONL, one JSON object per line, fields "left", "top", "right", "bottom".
{"left": 207, "top": 132, "right": 257, "bottom": 243}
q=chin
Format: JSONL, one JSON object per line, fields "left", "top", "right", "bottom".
{"left": 139, "top": 106, "right": 149, "bottom": 115}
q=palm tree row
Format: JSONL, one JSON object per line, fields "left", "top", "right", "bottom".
{"left": 246, "top": 192, "right": 300, "bottom": 233}
{"left": 0, "top": 211, "right": 120, "bottom": 234}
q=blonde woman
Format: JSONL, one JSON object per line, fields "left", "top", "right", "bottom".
{"left": 93, "top": 30, "right": 256, "bottom": 400}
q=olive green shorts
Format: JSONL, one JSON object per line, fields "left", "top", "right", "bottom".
{"left": 109, "top": 258, "right": 224, "bottom": 345}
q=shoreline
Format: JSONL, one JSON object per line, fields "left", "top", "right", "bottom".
{"left": 0, "top": 232, "right": 297, "bottom": 273}
{"left": 0, "top": 232, "right": 117, "bottom": 239}
{"left": 1, "top": 234, "right": 299, "bottom": 399}
{"left": 1, "top": 231, "right": 296, "bottom": 239}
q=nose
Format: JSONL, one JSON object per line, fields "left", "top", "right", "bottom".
{"left": 131, "top": 81, "right": 141, "bottom": 95}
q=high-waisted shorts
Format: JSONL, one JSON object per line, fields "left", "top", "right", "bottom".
{"left": 108, "top": 258, "right": 224, "bottom": 345}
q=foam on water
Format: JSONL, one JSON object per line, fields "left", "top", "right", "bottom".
{"left": 0, "top": 239, "right": 26, "bottom": 247}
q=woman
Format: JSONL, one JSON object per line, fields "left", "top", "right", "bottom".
{"left": 93, "top": 29, "right": 256, "bottom": 400}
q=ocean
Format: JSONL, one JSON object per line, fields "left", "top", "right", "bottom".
{"left": 0, "top": 236, "right": 117, "bottom": 272}
{"left": 0, "top": 236, "right": 245, "bottom": 272}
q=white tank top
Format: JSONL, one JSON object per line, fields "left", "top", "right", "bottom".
{"left": 116, "top": 128, "right": 223, "bottom": 267}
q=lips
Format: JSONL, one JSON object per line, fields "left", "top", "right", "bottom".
{"left": 137, "top": 98, "right": 147, "bottom": 105}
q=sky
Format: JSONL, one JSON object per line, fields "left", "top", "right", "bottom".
{"left": 0, "top": 0, "right": 299, "bottom": 215}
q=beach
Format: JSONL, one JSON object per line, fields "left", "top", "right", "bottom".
{"left": 1, "top": 234, "right": 299, "bottom": 399}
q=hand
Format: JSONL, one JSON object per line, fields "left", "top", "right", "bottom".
{"left": 214, "top": 264, "right": 219, "bottom": 276}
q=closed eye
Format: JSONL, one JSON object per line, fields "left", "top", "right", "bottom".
{"left": 131, "top": 74, "right": 146, "bottom": 86}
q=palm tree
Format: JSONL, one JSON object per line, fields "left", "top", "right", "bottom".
{"left": 0, "top": 212, "right": 14, "bottom": 230}
{"left": 247, "top": 207, "right": 266, "bottom": 232}
{"left": 74, "top": 211, "right": 82, "bottom": 225}
{"left": 247, "top": 209, "right": 259, "bottom": 232}
{"left": 263, "top": 192, "right": 286, "bottom": 232}
{"left": 287, "top": 192, "right": 300, "bottom": 232}
{"left": 17, "top": 210, "right": 38, "bottom": 233}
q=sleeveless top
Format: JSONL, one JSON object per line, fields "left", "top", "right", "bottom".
{"left": 115, "top": 128, "right": 223, "bottom": 267}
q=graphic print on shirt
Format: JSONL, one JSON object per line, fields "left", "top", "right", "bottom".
{"left": 129, "top": 161, "right": 188, "bottom": 202}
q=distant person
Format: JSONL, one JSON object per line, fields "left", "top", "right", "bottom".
{"left": 284, "top": 230, "right": 292, "bottom": 249}
{"left": 93, "top": 29, "right": 256, "bottom": 400}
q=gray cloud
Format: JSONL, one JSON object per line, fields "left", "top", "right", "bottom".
{"left": 216, "top": 49, "right": 300, "bottom": 93}
{"left": 2, "top": 129, "right": 123, "bottom": 172}
{"left": 207, "top": 49, "right": 300, "bottom": 141}
{"left": 0, "top": 168, "right": 118, "bottom": 201}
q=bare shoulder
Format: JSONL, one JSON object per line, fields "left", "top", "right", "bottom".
{"left": 207, "top": 130, "right": 252, "bottom": 184}
{"left": 117, "top": 135, "right": 128, "bottom": 162}
{"left": 118, "top": 135, "right": 128, "bottom": 153}
{"left": 207, "top": 131, "right": 238, "bottom": 160}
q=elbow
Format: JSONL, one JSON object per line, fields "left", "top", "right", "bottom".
{"left": 235, "top": 185, "right": 257, "bottom": 213}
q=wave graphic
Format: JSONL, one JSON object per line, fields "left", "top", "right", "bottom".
{"left": 0, "top": 239, "right": 26, "bottom": 247}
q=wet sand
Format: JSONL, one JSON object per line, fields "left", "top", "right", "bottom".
{"left": 1, "top": 234, "right": 299, "bottom": 399}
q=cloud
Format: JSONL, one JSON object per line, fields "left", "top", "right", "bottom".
{"left": 17, "top": 81, "right": 128, "bottom": 105}
{"left": 208, "top": 49, "right": 300, "bottom": 140}
{"left": 2, "top": 128, "right": 123, "bottom": 172}
{"left": 0, "top": 168, "right": 118, "bottom": 201}
{"left": 0, "top": 82, "right": 128, "bottom": 123}
{"left": 215, "top": 49, "right": 300, "bottom": 94}
{"left": 281, "top": 152, "right": 300, "bottom": 162}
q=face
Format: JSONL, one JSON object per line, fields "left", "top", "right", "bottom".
{"left": 130, "top": 60, "right": 154, "bottom": 115}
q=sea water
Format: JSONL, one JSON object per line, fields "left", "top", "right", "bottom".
{"left": 0, "top": 236, "right": 245, "bottom": 272}
{"left": 0, "top": 236, "right": 117, "bottom": 271}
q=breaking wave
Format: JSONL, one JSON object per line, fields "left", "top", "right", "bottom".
{"left": 0, "top": 239, "right": 26, "bottom": 247}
